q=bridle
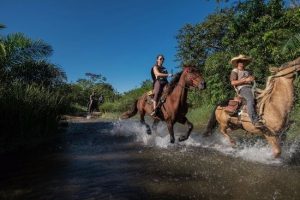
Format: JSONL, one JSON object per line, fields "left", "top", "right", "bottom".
{"left": 176, "top": 67, "right": 204, "bottom": 89}
{"left": 272, "top": 65, "right": 299, "bottom": 79}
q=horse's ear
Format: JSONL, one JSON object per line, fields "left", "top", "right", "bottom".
{"left": 183, "top": 67, "right": 190, "bottom": 73}
{"left": 269, "top": 67, "right": 279, "bottom": 74}
{"left": 183, "top": 65, "right": 194, "bottom": 73}
{"left": 183, "top": 65, "right": 199, "bottom": 73}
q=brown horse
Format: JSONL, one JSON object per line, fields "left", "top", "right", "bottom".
{"left": 121, "top": 66, "right": 206, "bottom": 143}
{"left": 204, "top": 57, "right": 300, "bottom": 158}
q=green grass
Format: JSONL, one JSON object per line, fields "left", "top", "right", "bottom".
{"left": 186, "top": 104, "right": 215, "bottom": 129}
{"left": 100, "top": 112, "right": 122, "bottom": 120}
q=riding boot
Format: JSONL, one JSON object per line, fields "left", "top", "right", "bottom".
{"left": 150, "top": 108, "right": 158, "bottom": 116}
{"left": 151, "top": 101, "right": 157, "bottom": 116}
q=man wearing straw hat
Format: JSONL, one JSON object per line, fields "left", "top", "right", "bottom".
{"left": 230, "top": 54, "right": 264, "bottom": 128}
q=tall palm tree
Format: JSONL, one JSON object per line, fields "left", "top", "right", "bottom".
{"left": 1, "top": 32, "right": 66, "bottom": 86}
{"left": 11, "top": 60, "right": 67, "bottom": 87}
{"left": 3, "top": 33, "right": 53, "bottom": 67}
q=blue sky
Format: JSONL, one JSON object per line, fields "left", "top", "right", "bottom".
{"left": 1, "top": 0, "right": 228, "bottom": 93}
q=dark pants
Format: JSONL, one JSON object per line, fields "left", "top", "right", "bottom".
{"left": 239, "top": 86, "right": 259, "bottom": 123}
{"left": 153, "top": 80, "right": 166, "bottom": 103}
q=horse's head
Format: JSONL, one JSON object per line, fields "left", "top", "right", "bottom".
{"left": 271, "top": 57, "right": 300, "bottom": 79}
{"left": 183, "top": 66, "right": 206, "bottom": 90}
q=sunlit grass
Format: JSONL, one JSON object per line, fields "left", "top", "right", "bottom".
{"left": 100, "top": 112, "right": 122, "bottom": 120}
{"left": 187, "top": 104, "right": 215, "bottom": 129}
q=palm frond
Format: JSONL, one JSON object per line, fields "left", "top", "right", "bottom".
{"left": 10, "top": 60, "right": 67, "bottom": 87}
{"left": 3, "top": 33, "right": 53, "bottom": 66}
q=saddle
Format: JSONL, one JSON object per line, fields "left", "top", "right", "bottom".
{"left": 146, "top": 90, "right": 167, "bottom": 106}
{"left": 224, "top": 96, "right": 247, "bottom": 116}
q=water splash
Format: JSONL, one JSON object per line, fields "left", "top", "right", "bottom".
{"left": 111, "top": 120, "right": 172, "bottom": 148}
{"left": 111, "top": 120, "right": 300, "bottom": 165}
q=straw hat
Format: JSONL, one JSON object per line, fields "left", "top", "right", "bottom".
{"left": 230, "top": 54, "right": 252, "bottom": 67}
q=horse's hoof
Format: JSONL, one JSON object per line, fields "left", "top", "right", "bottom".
{"left": 178, "top": 136, "right": 187, "bottom": 142}
{"left": 146, "top": 129, "right": 152, "bottom": 135}
{"left": 170, "top": 138, "right": 175, "bottom": 143}
{"left": 273, "top": 150, "right": 281, "bottom": 158}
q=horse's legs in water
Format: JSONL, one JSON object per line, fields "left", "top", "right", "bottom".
{"left": 220, "top": 123, "right": 236, "bottom": 145}
{"left": 178, "top": 117, "right": 193, "bottom": 142}
{"left": 140, "top": 111, "right": 151, "bottom": 135}
{"left": 265, "top": 135, "right": 281, "bottom": 158}
{"left": 167, "top": 121, "right": 175, "bottom": 143}
{"left": 152, "top": 119, "right": 159, "bottom": 133}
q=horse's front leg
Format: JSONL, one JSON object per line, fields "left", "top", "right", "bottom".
{"left": 220, "top": 123, "right": 236, "bottom": 146}
{"left": 178, "top": 117, "right": 193, "bottom": 142}
{"left": 167, "top": 121, "right": 175, "bottom": 143}
{"left": 265, "top": 135, "right": 281, "bottom": 158}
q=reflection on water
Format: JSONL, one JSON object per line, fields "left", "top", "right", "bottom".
{"left": 0, "top": 118, "right": 299, "bottom": 200}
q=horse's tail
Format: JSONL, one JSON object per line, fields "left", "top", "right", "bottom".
{"left": 120, "top": 99, "right": 138, "bottom": 119}
{"left": 203, "top": 99, "right": 230, "bottom": 136}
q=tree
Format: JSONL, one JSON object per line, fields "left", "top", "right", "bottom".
{"left": 176, "top": 0, "right": 300, "bottom": 105}
{"left": 0, "top": 32, "right": 67, "bottom": 87}
{"left": 176, "top": 10, "right": 232, "bottom": 67}
{"left": 10, "top": 60, "right": 67, "bottom": 87}
{"left": 70, "top": 73, "right": 117, "bottom": 106}
{"left": 2, "top": 33, "right": 52, "bottom": 67}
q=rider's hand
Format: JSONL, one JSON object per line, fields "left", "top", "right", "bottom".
{"left": 245, "top": 76, "right": 254, "bottom": 82}
{"left": 168, "top": 74, "right": 173, "bottom": 77}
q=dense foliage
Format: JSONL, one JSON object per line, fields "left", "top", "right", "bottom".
{"left": 67, "top": 72, "right": 118, "bottom": 111}
{"left": 0, "top": 29, "right": 71, "bottom": 151}
{"left": 176, "top": 0, "right": 300, "bottom": 105}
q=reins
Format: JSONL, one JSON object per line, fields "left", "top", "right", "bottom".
{"left": 176, "top": 73, "right": 202, "bottom": 90}
{"left": 271, "top": 65, "right": 298, "bottom": 78}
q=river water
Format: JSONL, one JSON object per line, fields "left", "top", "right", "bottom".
{"left": 0, "top": 117, "right": 299, "bottom": 200}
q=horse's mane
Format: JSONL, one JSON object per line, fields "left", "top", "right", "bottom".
{"left": 166, "top": 71, "right": 183, "bottom": 95}
{"left": 256, "top": 63, "right": 297, "bottom": 115}
{"left": 256, "top": 76, "right": 275, "bottom": 115}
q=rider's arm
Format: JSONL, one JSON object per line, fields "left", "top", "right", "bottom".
{"left": 230, "top": 71, "right": 254, "bottom": 86}
{"left": 231, "top": 77, "right": 254, "bottom": 86}
{"left": 153, "top": 66, "right": 171, "bottom": 78}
